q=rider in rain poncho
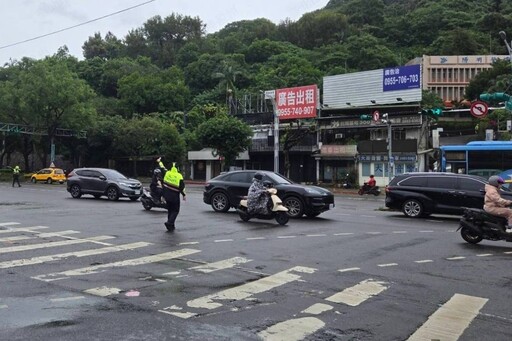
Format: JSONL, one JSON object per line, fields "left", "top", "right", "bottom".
{"left": 247, "top": 172, "right": 269, "bottom": 215}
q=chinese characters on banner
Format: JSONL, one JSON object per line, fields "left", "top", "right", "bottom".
{"left": 276, "top": 84, "right": 317, "bottom": 121}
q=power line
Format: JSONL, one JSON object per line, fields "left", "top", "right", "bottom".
{"left": 0, "top": 0, "right": 156, "bottom": 50}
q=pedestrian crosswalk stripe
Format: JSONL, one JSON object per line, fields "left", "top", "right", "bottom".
{"left": 0, "top": 222, "right": 20, "bottom": 227}
{"left": 0, "top": 230, "right": 80, "bottom": 243}
{"left": 84, "top": 287, "right": 122, "bottom": 297}
{"left": 258, "top": 317, "right": 325, "bottom": 341}
{"left": 407, "top": 294, "right": 488, "bottom": 341}
{"left": 32, "top": 248, "right": 201, "bottom": 282}
{"left": 325, "top": 279, "right": 389, "bottom": 307}
{"left": 0, "top": 242, "right": 151, "bottom": 269}
{"left": 186, "top": 266, "right": 316, "bottom": 310}
{"left": 301, "top": 303, "right": 333, "bottom": 315}
{"left": 189, "top": 257, "right": 251, "bottom": 273}
{"left": 0, "top": 226, "right": 48, "bottom": 234}
{"left": 0, "top": 235, "right": 114, "bottom": 254}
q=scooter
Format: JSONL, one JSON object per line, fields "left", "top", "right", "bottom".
{"left": 237, "top": 187, "right": 289, "bottom": 225}
{"left": 358, "top": 183, "right": 381, "bottom": 196}
{"left": 458, "top": 207, "right": 512, "bottom": 244}
{"left": 140, "top": 187, "right": 167, "bottom": 210}
{"left": 341, "top": 173, "right": 352, "bottom": 189}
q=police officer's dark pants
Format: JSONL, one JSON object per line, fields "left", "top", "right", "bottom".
{"left": 12, "top": 175, "right": 20, "bottom": 187}
{"left": 163, "top": 189, "right": 180, "bottom": 227}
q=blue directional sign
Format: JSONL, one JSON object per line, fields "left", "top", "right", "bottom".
{"left": 383, "top": 65, "right": 421, "bottom": 92}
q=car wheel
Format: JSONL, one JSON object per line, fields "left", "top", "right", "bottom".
{"left": 31, "top": 177, "right": 36, "bottom": 183}
{"left": 305, "top": 212, "right": 321, "bottom": 218}
{"left": 107, "top": 186, "right": 120, "bottom": 201}
{"left": 70, "top": 184, "right": 82, "bottom": 199}
{"left": 211, "top": 192, "right": 230, "bottom": 212}
{"left": 460, "top": 226, "right": 482, "bottom": 244}
{"left": 46, "top": 178, "right": 53, "bottom": 184}
{"left": 402, "top": 199, "right": 423, "bottom": 218}
{"left": 283, "top": 196, "right": 304, "bottom": 218}
{"left": 93, "top": 195, "right": 101, "bottom": 199}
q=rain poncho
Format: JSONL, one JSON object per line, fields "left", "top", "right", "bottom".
{"left": 247, "top": 178, "right": 269, "bottom": 215}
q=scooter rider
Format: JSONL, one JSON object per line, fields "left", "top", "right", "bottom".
{"left": 247, "top": 172, "right": 269, "bottom": 215}
{"left": 150, "top": 157, "right": 166, "bottom": 202}
{"left": 484, "top": 175, "right": 512, "bottom": 233}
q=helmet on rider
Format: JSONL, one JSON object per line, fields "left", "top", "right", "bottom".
{"left": 153, "top": 168, "right": 162, "bottom": 175}
{"left": 370, "top": 175, "right": 374, "bottom": 178}
{"left": 488, "top": 175, "right": 504, "bottom": 187}
{"left": 254, "top": 172, "right": 263, "bottom": 181}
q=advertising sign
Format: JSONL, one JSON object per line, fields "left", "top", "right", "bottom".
{"left": 383, "top": 64, "right": 421, "bottom": 92}
{"left": 276, "top": 84, "right": 317, "bottom": 120}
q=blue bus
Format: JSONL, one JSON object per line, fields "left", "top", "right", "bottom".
{"left": 440, "top": 141, "right": 512, "bottom": 177}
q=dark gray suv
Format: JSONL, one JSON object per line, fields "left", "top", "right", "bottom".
{"left": 66, "top": 168, "right": 142, "bottom": 201}
{"left": 385, "top": 172, "right": 504, "bottom": 218}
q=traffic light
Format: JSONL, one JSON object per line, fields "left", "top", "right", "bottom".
{"left": 480, "top": 92, "right": 510, "bottom": 102}
{"left": 421, "top": 108, "right": 443, "bottom": 118}
{"left": 360, "top": 114, "right": 372, "bottom": 121}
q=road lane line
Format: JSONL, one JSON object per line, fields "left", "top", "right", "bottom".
{"left": 338, "top": 267, "right": 360, "bottom": 273}
{"left": 0, "top": 242, "right": 151, "bottom": 269}
{"left": 378, "top": 263, "right": 398, "bottom": 267}
{"left": 306, "top": 234, "right": 327, "bottom": 237}
{"left": 190, "top": 257, "right": 251, "bottom": 273}
{"left": 214, "top": 239, "right": 234, "bottom": 243}
{"left": 476, "top": 254, "right": 493, "bottom": 257}
{"left": 277, "top": 236, "right": 296, "bottom": 239}
{"left": 407, "top": 294, "right": 488, "bottom": 341}
{"left": 325, "top": 279, "right": 389, "bottom": 306}
{"left": 419, "top": 230, "right": 434, "bottom": 233}
{"left": 50, "top": 296, "right": 85, "bottom": 302}
{"left": 447, "top": 256, "right": 465, "bottom": 260}
{"left": 246, "top": 237, "right": 266, "bottom": 240}
{"left": 415, "top": 260, "right": 433, "bottom": 264}
{"left": 333, "top": 233, "right": 354, "bottom": 236}
{"left": 365, "top": 232, "right": 382, "bottom": 235}
{"left": 392, "top": 231, "right": 408, "bottom": 234}
{"left": 0, "top": 235, "right": 114, "bottom": 254}
{"left": 186, "top": 266, "right": 316, "bottom": 310}
{"left": 0, "top": 226, "right": 49, "bottom": 234}
{"left": 258, "top": 317, "right": 325, "bottom": 341}
{"left": 179, "top": 242, "right": 199, "bottom": 245}
{"left": 32, "top": 248, "right": 201, "bottom": 282}
{"left": 84, "top": 287, "right": 122, "bottom": 297}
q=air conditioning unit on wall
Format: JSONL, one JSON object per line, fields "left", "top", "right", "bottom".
{"left": 335, "top": 133, "right": 344, "bottom": 139}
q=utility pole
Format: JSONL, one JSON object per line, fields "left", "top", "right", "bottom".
{"left": 382, "top": 113, "right": 393, "bottom": 182}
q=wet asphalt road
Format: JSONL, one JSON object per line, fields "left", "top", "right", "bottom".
{"left": 0, "top": 182, "right": 511, "bottom": 341}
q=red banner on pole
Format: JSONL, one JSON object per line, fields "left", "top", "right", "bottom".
{"left": 276, "top": 84, "right": 318, "bottom": 120}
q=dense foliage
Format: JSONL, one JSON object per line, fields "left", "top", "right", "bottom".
{"left": 1, "top": 0, "right": 512, "bottom": 170}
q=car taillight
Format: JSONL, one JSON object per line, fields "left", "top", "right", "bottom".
{"left": 67, "top": 172, "right": 75, "bottom": 178}
{"left": 385, "top": 185, "right": 390, "bottom": 193}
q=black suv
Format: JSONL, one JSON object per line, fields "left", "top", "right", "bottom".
{"left": 385, "top": 172, "right": 509, "bottom": 218}
{"left": 66, "top": 168, "right": 142, "bottom": 201}
{"left": 203, "top": 170, "right": 335, "bottom": 218}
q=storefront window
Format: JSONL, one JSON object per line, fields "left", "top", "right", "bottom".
{"left": 362, "top": 163, "right": 371, "bottom": 176}
{"left": 375, "top": 163, "right": 384, "bottom": 177}
{"left": 395, "top": 163, "right": 404, "bottom": 174}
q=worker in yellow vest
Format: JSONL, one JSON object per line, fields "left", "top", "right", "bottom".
{"left": 162, "top": 162, "right": 186, "bottom": 231}
{"left": 12, "top": 165, "right": 21, "bottom": 187}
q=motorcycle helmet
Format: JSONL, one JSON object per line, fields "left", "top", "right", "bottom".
{"left": 488, "top": 175, "right": 504, "bottom": 187}
{"left": 254, "top": 172, "right": 263, "bottom": 181}
{"left": 153, "top": 168, "right": 162, "bottom": 175}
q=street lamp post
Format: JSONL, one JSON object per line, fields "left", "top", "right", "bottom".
{"left": 499, "top": 31, "right": 512, "bottom": 65}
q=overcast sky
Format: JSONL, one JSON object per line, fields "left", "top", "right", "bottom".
{"left": 0, "top": 0, "right": 329, "bottom": 65}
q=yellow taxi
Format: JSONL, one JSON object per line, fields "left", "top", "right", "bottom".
{"left": 30, "top": 168, "right": 66, "bottom": 184}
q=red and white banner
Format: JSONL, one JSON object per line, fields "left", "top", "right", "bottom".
{"left": 276, "top": 84, "right": 317, "bottom": 120}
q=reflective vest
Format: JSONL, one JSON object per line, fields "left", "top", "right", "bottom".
{"left": 13, "top": 166, "right": 20, "bottom": 174}
{"left": 163, "top": 164, "right": 183, "bottom": 192}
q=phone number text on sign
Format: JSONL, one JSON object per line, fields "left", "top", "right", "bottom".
{"left": 276, "top": 84, "right": 317, "bottom": 120}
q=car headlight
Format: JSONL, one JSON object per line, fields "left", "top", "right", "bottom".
{"left": 305, "top": 188, "right": 322, "bottom": 195}
{"left": 119, "top": 182, "right": 132, "bottom": 187}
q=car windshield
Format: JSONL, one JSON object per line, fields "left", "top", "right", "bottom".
{"left": 102, "top": 169, "right": 128, "bottom": 180}
{"left": 266, "top": 172, "right": 293, "bottom": 185}
{"left": 54, "top": 169, "right": 64, "bottom": 174}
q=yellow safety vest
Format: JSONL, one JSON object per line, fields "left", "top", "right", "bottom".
{"left": 163, "top": 165, "right": 184, "bottom": 193}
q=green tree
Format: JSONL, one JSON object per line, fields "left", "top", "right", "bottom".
{"left": 196, "top": 113, "right": 253, "bottom": 171}
{"left": 281, "top": 120, "right": 315, "bottom": 178}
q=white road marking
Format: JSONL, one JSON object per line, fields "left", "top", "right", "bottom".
{"left": 84, "top": 287, "right": 122, "bottom": 297}
{"left": 301, "top": 303, "right": 333, "bottom": 315}
{"left": 325, "top": 279, "right": 389, "bottom": 306}
{"left": 338, "top": 267, "right": 360, "bottom": 273}
{"left": 333, "top": 233, "right": 354, "bottom": 236}
{"left": 0, "top": 235, "right": 114, "bottom": 254}
{"left": 306, "top": 234, "right": 327, "bottom": 237}
{"left": 159, "top": 309, "right": 197, "bottom": 319}
{"left": 0, "top": 226, "right": 48, "bottom": 234}
{"left": 378, "top": 263, "right": 398, "bottom": 267}
{"left": 393, "top": 231, "right": 408, "bottom": 234}
{"left": 35, "top": 230, "right": 81, "bottom": 238}
{"left": 32, "top": 248, "right": 200, "bottom": 282}
{"left": 178, "top": 242, "right": 199, "bottom": 245}
{"left": 419, "top": 230, "right": 434, "bottom": 233}
{"left": 447, "top": 256, "right": 466, "bottom": 260}
{"left": 258, "top": 317, "right": 325, "bottom": 341}
{"left": 277, "top": 236, "right": 296, "bottom": 239}
{"left": 476, "top": 254, "right": 493, "bottom": 257}
{"left": 365, "top": 232, "right": 382, "bottom": 235}
{"left": 190, "top": 257, "right": 251, "bottom": 273}
{"left": 50, "top": 296, "right": 84, "bottom": 302}
{"left": 214, "top": 239, "right": 233, "bottom": 243}
{"left": 415, "top": 260, "right": 433, "bottom": 264}
{"left": 407, "top": 294, "right": 488, "bottom": 341}
{"left": 504, "top": 251, "right": 512, "bottom": 255}
{"left": 186, "top": 266, "right": 316, "bottom": 310}
{"left": 0, "top": 235, "right": 32, "bottom": 242}
{"left": 246, "top": 237, "right": 266, "bottom": 240}
{"left": 0, "top": 242, "right": 151, "bottom": 269}
{"left": 0, "top": 222, "right": 20, "bottom": 227}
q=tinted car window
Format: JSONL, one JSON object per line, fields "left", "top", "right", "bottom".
{"left": 228, "top": 172, "right": 250, "bottom": 183}
{"left": 427, "top": 176, "right": 457, "bottom": 189}
{"left": 102, "top": 169, "right": 127, "bottom": 179}
{"left": 459, "top": 178, "right": 485, "bottom": 191}
{"left": 399, "top": 176, "right": 427, "bottom": 187}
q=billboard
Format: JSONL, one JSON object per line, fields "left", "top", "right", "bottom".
{"left": 276, "top": 84, "right": 317, "bottom": 120}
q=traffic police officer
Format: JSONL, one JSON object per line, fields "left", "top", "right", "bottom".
{"left": 162, "top": 162, "right": 186, "bottom": 231}
{"left": 12, "top": 165, "right": 21, "bottom": 187}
